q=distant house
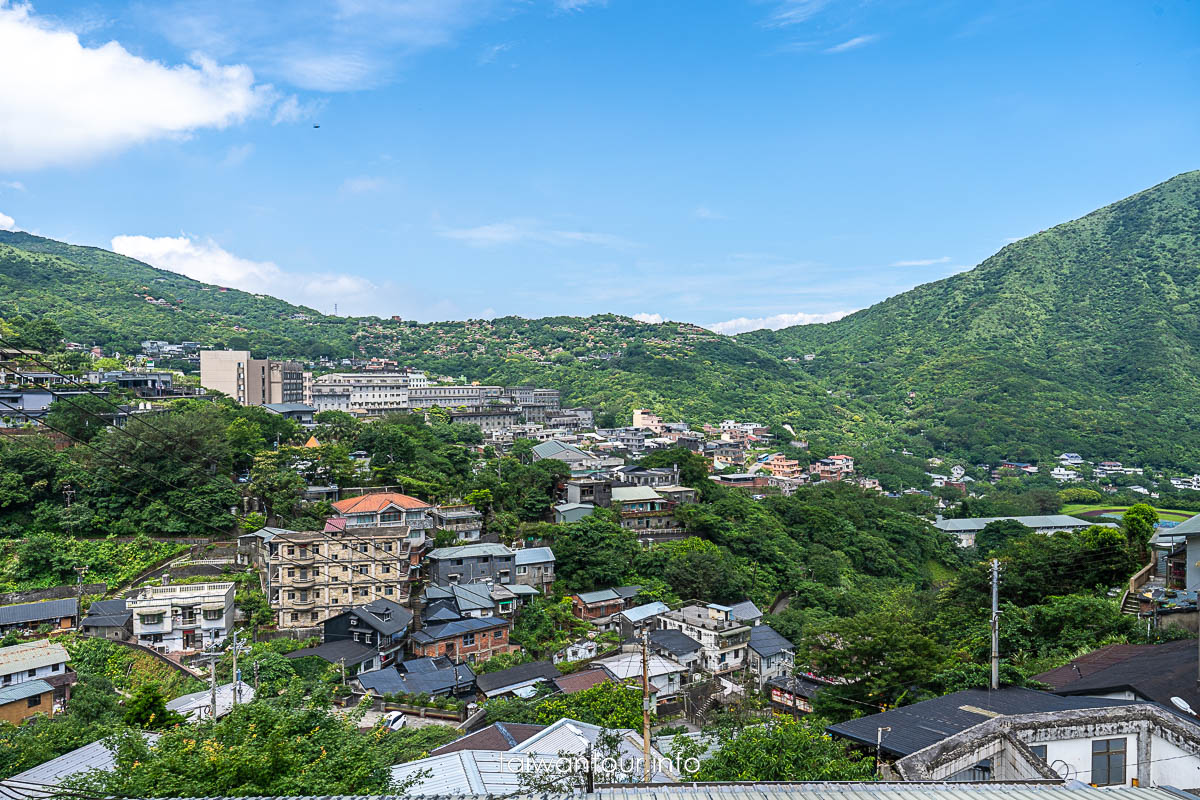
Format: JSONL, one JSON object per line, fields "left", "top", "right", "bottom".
{"left": 128, "top": 582, "right": 235, "bottom": 652}
{"left": 0, "top": 640, "right": 75, "bottom": 721}
{"left": 708, "top": 473, "right": 768, "bottom": 489}
{"left": 262, "top": 402, "right": 316, "bottom": 425}
{"left": 767, "top": 674, "right": 830, "bottom": 714}
{"left": 747, "top": 625, "right": 795, "bottom": 690}
{"left": 618, "top": 601, "right": 670, "bottom": 638}
{"left": 554, "top": 639, "right": 599, "bottom": 664}
{"left": 611, "top": 486, "right": 679, "bottom": 535}
{"left": 514, "top": 547, "right": 555, "bottom": 592}
{"left": 728, "top": 600, "right": 763, "bottom": 626}
{"left": 531, "top": 440, "right": 601, "bottom": 470}
{"left": 1033, "top": 638, "right": 1199, "bottom": 710}
{"left": 933, "top": 514, "right": 1106, "bottom": 548}
{"left": 80, "top": 599, "right": 132, "bottom": 641}
{"left": 610, "top": 464, "right": 679, "bottom": 487}
{"left": 426, "top": 543, "right": 517, "bottom": 587}
{"left": 595, "top": 652, "right": 687, "bottom": 702}
{"left": 0, "top": 598, "right": 78, "bottom": 634}
{"left": 409, "top": 615, "right": 514, "bottom": 664}
{"left": 553, "top": 667, "right": 611, "bottom": 694}
{"left": 286, "top": 638, "right": 381, "bottom": 674}
{"left": 431, "top": 504, "right": 485, "bottom": 543}
{"left": 356, "top": 656, "right": 476, "bottom": 698}
{"left": 320, "top": 598, "right": 413, "bottom": 668}
{"left": 331, "top": 491, "right": 433, "bottom": 529}
{"left": 647, "top": 628, "right": 703, "bottom": 673}
{"left": 553, "top": 502, "right": 595, "bottom": 523}
{"left": 657, "top": 604, "right": 751, "bottom": 676}
{"left": 571, "top": 586, "right": 640, "bottom": 625}
{"left": 1059, "top": 453, "right": 1085, "bottom": 466}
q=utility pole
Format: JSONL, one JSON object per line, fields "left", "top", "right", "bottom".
{"left": 63, "top": 483, "right": 75, "bottom": 536}
{"left": 209, "top": 650, "right": 218, "bottom": 720}
{"left": 876, "top": 726, "right": 891, "bottom": 775}
{"left": 339, "top": 657, "right": 347, "bottom": 685}
{"left": 231, "top": 629, "right": 240, "bottom": 706}
{"left": 74, "top": 566, "right": 88, "bottom": 612}
{"left": 641, "top": 631, "right": 652, "bottom": 782}
{"left": 990, "top": 558, "right": 1001, "bottom": 691}
{"left": 253, "top": 658, "right": 260, "bottom": 694}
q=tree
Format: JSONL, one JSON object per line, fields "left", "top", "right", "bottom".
{"left": 44, "top": 394, "right": 117, "bottom": 443}
{"left": 122, "top": 683, "right": 184, "bottom": 729}
{"left": 545, "top": 512, "right": 639, "bottom": 592}
{"left": 486, "top": 680, "right": 642, "bottom": 730}
{"left": 692, "top": 716, "right": 875, "bottom": 781}
{"left": 1123, "top": 503, "right": 1158, "bottom": 563}
{"left": 975, "top": 519, "right": 1032, "bottom": 556}
{"left": 17, "top": 317, "right": 64, "bottom": 352}
{"left": 1059, "top": 487, "right": 1103, "bottom": 504}
{"left": 75, "top": 700, "right": 425, "bottom": 797}
{"left": 640, "top": 447, "right": 709, "bottom": 487}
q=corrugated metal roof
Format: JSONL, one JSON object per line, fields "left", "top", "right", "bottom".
{"left": 0, "top": 598, "right": 77, "bottom": 626}
{"left": 3, "top": 733, "right": 160, "bottom": 798}
{"left": 621, "top": 601, "right": 670, "bottom": 624}
{"left": 427, "top": 543, "right": 515, "bottom": 560}
{"left": 0, "top": 639, "right": 70, "bottom": 674}
{"left": 0, "top": 678, "right": 53, "bottom": 704}
{"left": 748, "top": 625, "right": 794, "bottom": 657}
{"left": 515, "top": 547, "right": 555, "bottom": 565}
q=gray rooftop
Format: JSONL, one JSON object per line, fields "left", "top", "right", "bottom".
{"left": 514, "top": 546, "right": 554, "bottom": 565}
{"left": 933, "top": 514, "right": 1096, "bottom": 533}
{"left": 427, "top": 543, "right": 514, "bottom": 560}
{"left": 0, "top": 597, "right": 77, "bottom": 627}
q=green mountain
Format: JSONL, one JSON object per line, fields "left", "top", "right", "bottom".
{"left": 743, "top": 170, "right": 1200, "bottom": 469}
{"left": 6, "top": 169, "right": 1200, "bottom": 467}
{"left": 0, "top": 231, "right": 864, "bottom": 440}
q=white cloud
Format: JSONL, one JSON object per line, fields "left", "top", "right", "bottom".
{"left": 694, "top": 206, "right": 726, "bottom": 220}
{"left": 632, "top": 312, "right": 664, "bottom": 324}
{"left": 0, "top": 211, "right": 15, "bottom": 230}
{"left": 153, "top": 0, "right": 506, "bottom": 91}
{"left": 271, "top": 94, "right": 327, "bottom": 125}
{"left": 1, "top": 180, "right": 25, "bottom": 191}
{"left": 477, "top": 42, "right": 512, "bottom": 65}
{"left": 824, "top": 34, "right": 879, "bottom": 53}
{"left": 764, "top": 0, "right": 835, "bottom": 27}
{"left": 340, "top": 175, "right": 386, "bottom": 194}
{"left": 890, "top": 256, "right": 951, "bottom": 267}
{"left": 705, "top": 309, "right": 854, "bottom": 335}
{"left": 0, "top": 3, "right": 274, "bottom": 170}
{"left": 110, "top": 234, "right": 377, "bottom": 312}
{"left": 439, "top": 219, "right": 634, "bottom": 249}
{"left": 221, "top": 143, "right": 255, "bottom": 167}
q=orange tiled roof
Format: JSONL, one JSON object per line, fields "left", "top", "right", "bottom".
{"left": 331, "top": 492, "right": 431, "bottom": 513}
{"left": 303, "top": 435, "right": 321, "bottom": 448}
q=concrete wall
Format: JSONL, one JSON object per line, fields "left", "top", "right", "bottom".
{"left": 0, "top": 584, "right": 105, "bottom": 606}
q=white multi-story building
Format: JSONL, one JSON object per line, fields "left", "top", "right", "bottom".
{"left": 657, "top": 603, "right": 750, "bottom": 676}
{"left": 128, "top": 582, "right": 235, "bottom": 652}
{"left": 307, "top": 370, "right": 428, "bottom": 415}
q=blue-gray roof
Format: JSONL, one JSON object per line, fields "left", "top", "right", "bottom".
{"left": 576, "top": 588, "right": 621, "bottom": 604}
{"left": 0, "top": 598, "right": 77, "bottom": 627}
{"left": 0, "top": 678, "right": 53, "bottom": 704}
{"left": 357, "top": 662, "right": 475, "bottom": 696}
{"left": 748, "top": 625, "right": 794, "bottom": 657}
{"left": 81, "top": 598, "right": 130, "bottom": 628}
{"left": 284, "top": 639, "right": 377, "bottom": 666}
{"left": 621, "top": 601, "right": 669, "bottom": 624}
{"left": 410, "top": 615, "right": 509, "bottom": 644}
{"left": 649, "top": 628, "right": 701, "bottom": 656}
{"left": 514, "top": 547, "right": 554, "bottom": 565}
{"left": 827, "top": 686, "right": 1146, "bottom": 757}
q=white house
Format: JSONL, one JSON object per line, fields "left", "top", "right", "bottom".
{"left": 128, "top": 582, "right": 235, "bottom": 652}
{"left": 1050, "top": 466, "right": 1081, "bottom": 482}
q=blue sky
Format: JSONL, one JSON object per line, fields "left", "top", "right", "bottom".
{"left": 1, "top": 0, "right": 1197, "bottom": 332}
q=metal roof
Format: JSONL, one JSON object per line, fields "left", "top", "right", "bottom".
{"left": 827, "top": 687, "right": 1146, "bottom": 757}
{"left": 284, "top": 639, "right": 378, "bottom": 666}
{"left": 0, "top": 678, "right": 53, "bottom": 704}
{"left": 621, "top": 601, "right": 670, "bottom": 624}
{"left": 410, "top": 615, "right": 509, "bottom": 643}
{"left": 0, "top": 598, "right": 77, "bottom": 626}
{"left": 475, "top": 660, "right": 561, "bottom": 696}
{"left": 748, "top": 625, "right": 794, "bottom": 657}
{"left": 577, "top": 588, "right": 622, "bottom": 604}
{"left": 612, "top": 486, "right": 663, "bottom": 502}
{"left": 728, "top": 600, "right": 763, "bottom": 621}
{"left": 3, "top": 733, "right": 161, "bottom": 799}
{"left": 649, "top": 628, "right": 702, "bottom": 656}
{"left": 932, "top": 515, "right": 1095, "bottom": 533}
{"left": 357, "top": 661, "right": 475, "bottom": 696}
{"left": 514, "top": 546, "right": 555, "bottom": 565}
{"left": 427, "top": 543, "right": 515, "bottom": 560}
{"left": 0, "top": 640, "right": 70, "bottom": 674}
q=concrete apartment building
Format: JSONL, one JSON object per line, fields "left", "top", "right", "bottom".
{"left": 239, "top": 520, "right": 429, "bottom": 630}
{"left": 657, "top": 603, "right": 751, "bottom": 676}
{"left": 308, "top": 370, "right": 429, "bottom": 415}
{"left": 128, "top": 582, "right": 236, "bottom": 652}
{"left": 199, "top": 350, "right": 303, "bottom": 406}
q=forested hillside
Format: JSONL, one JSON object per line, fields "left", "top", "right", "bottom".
{"left": 7, "top": 170, "right": 1200, "bottom": 466}
{"left": 0, "top": 232, "right": 869, "bottom": 440}
{"left": 744, "top": 170, "right": 1200, "bottom": 468}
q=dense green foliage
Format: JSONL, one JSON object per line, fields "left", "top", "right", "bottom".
{"left": 744, "top": 171, "right": 1200, "bottom": 469}
{"left": 484, "top": 680, "right": 642, "bottom": 729}
{"left": 688, "top": 716, "right": 875, "bottom": 781}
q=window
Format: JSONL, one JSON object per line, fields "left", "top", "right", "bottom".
{"left": 287, "top": 547, "right": 295, "bottom": 556}
{"left": 1092, "top": 738, "right": 1126, "bottom": 786}
{"left": 140, "top": 613, "right": 163, "bottom": 625}
{"left": 50, "top": 663, "right": 59, "bottom": 672}
{"left": 288, "top": 568, "right": 295, "bottom": 577}
{"left": 290, "top": 613, "right": 299, "bottom": 622}
{"left": 27, "top": 694, "right": 41, "bottom": 708}
{"left": 463, "top": 634, "right": 476, "bottom": 646}
{"left": 27, "top": 669, "right": 36, "bottom": 677}
{"left": 311, "top": 612, "right": 319, "bottom": 621}
{"left": 1029, "top": 745, "right": 1047, "bottom": 762}
{"left": 380, "top": 512, "right": 400, "bottom": 523}
{"left": 203, "top": 609, "right": 222, "bottom": 620}
{"left": 517, "top": 566, "right": 528, "bottom": 575}
{"left": 385, "top": 587, "right": 394, "bottom": 595}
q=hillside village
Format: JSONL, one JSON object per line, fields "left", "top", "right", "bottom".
{"left": 2, "top": 339, "right": 1200, "bottom": 794}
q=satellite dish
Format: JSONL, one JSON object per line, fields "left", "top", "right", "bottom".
{"left": 1171, "top": 696, "right": 1196, "bottom": 716}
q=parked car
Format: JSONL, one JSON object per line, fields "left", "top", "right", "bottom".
{"left": 382, "top": 711, "right": 408, "bottom": 731}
